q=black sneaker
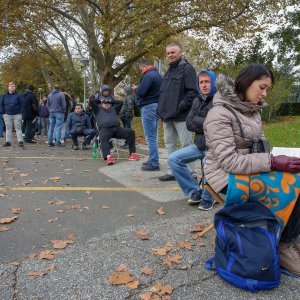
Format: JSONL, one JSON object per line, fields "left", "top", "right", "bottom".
{"left": 198, "top": 199, "right": 216, "bottom": 211}
{"left": 187, "top": 190, "right": 202, "bottom": 205}
{"left": 81, "top": 143, "right": 87, "bottom": 150}
{"left": 142, "top": 161, "right": 150, "bottom": 166}
{"left": 3, "top": 142, "right": 11, "bottom": 147}
{"left": 48, "top": 143, "right": 55, "bottom": 147}
{"left": 141, "top": 164, "right": 160, "bottom": 171}
{"left": 56, "top": 143, "right": 65, "bottom": 147}
{"left": 18, "top": 141, "right": 24, "bottom": 147}
{"left": 72, "top": 144, "right": 79, "bottom": 150}
{"left": 25, "top": 140, "right": 37, "bottom": 144}
{"left": 158, "top": 174, "right": 176, "bottom": 181}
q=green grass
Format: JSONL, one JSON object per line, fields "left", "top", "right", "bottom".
{"left": 132, "top": 116, "right": 300, "bottom": 149}
{"left": 264, "top": 116, "right": 300, "bottom": 148}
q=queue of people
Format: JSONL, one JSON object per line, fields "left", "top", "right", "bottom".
{"left": 1, "top": 42, "right": 300, "bottom": 280}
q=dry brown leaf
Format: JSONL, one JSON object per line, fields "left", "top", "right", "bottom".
{"left": 38, "top": 250, "right": 58, "bottom": 260}
{"left": 22, "top": 180, "right": 32, "bottom": 185}
{"left": 49, "top": 176, "right": 61, "bottom": 181}
{"left": 160, "top": 284, "right": 174, "bottom": 295}
{"left": 67, "top": 234, "right": 76, "bottom": 241}
{"left": 19, "top": 173, "right": 29, "bottom": 177}
{"left": 190, "top": 224, "right": 207, "bottom": 232}
{"left": 10, "top": 261, "right": 20, "bottom": 266}
{"left": 0, "top": 216, "right": 18, "bottom": 224}
{"left": 156, "top": 207, "right": 165, "bottom": 215}
{"left": 0, "top": 271, "right": 3, "bottom": 276}
{"left": 136, "top": 230, "right": 149, "bottom": 240}
{"left": 164, "top": 242, "right": 173, "bottom": 252}
{"left": 48, "top": 218, "right": 59, "bottom": 223}
{"left": 66, "top": 204, "right": 80, "bottom": 209}
{"left": 127, "top": 214, "right": 134, "bottom": 217}
{"left": 10, "top": 208, "right": 22, "bottom": 214}
{"left": 0, "top": 193, "right": 7, "bottom": 197}
{"left": 177, "top": 241, "right": 193, "bottom": 250}
{"left": 44, "top": 264, "right": 56, "bottom": 272}
{"left": 163, "top": 255, "right": 182, "bottom": 266}
{"left": 140, "top": 268, "right": 154, "bottom": 275}
{"left": 27, "top": 271, "right": 45, "bottom": 277}
{"left": 140, "top": 291, "right": 153, "bottom": 300}
{"left": 125, "top": 278, "right": 139, "bottom": 289}
{"left": 116, "top": 264, "right": 127, "bottom": 272}
{"left": 195, "top": 241, "right": 206, "bottom": 247}
{"left": 0, "top": 226, "right": 11, "bottom": 232}
{"left": 56, "top": 210, "right": 65, "bottom": 213}
{"left": 34, "top": 208, "right": 42, "bottom": 212}
{"left": 49, "top": 239, "right": 73, "bottom": 249}
{"left": 102, "top": 205, "right": 110, "bottom": 209}
{"left": 108, "top": 271, "right": 135, "bottom": 285}
{"left": 152, "top": 248, "right": 167, "bottom": 256}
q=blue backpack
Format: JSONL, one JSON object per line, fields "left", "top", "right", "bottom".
{"left": 205, "top": 202, "right": 281, "bottom": 292}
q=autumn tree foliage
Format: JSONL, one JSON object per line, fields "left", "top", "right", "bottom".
{"left": 0, "top": 0, "right": 292, "bottom": 93}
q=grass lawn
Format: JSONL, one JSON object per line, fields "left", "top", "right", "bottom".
{"left": 132, "top": 115, "right": 300, "bottom": 149}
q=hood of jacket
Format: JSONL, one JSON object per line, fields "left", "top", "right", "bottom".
{"left": 197, "top": 70, "right": 217, "bottom": 98}
{"left": 214, "top": 74, "right": 267, "bottom": 114}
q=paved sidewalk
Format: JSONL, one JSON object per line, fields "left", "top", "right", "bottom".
{"left": 0, "top": 139, "right": 299, "bottom": 299}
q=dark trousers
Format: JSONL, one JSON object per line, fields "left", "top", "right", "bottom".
{"left": 99, "top": 127, "right": 136, "bottom": 159}
{"left": 280, "top": 195, "right": 300, "bottom": 243}
{"left": 70, "top": 129, "right": 96, "bottom": 146}
{"left": 23, "top": 119, "right": 35, "bottom": 141}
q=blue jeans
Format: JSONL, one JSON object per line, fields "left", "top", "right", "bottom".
{"left": 0, "top": 112, "right": 3, "bottom": 136}
{"left": 141, "top": 103, "right": 159, "bottom": 167}
{"left": 168, "top": 144, "right": 213, "bottom": 201}
{"left": 48, "top": 112, "right": 64, "bottom": 144}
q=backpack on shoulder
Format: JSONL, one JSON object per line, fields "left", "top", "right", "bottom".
{"left": 205, "top": 202, "right": 281, "bottom": 292}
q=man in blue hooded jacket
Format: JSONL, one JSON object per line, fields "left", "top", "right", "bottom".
{"left": 168, "top": 70, "right": 217, "bottom": 210}
{"left": 0, "top": 82, "right": 24, "bottom": 147}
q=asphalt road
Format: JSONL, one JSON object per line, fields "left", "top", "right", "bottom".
{"left": 0, "top": 136, "right": 299, "bottom": 299}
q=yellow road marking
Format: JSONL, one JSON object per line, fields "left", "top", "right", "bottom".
{"left": 0, "top": 186, "right": 180, "bottom": 191}
{"left": 0, "top": 155, "right": 147, "bottom": 160}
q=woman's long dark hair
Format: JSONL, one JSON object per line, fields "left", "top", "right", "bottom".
{"left": 235, "top": 63, "right": 274, "bottom": 100}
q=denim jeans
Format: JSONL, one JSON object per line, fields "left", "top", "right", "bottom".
{"left": 163, "top": 121, "right": 196, "bottom": 176}
{"left": 0, "top": 112, "right": 3, "bottom": 136}
{"left": 48, "top": 112, "right": 64, "bottom": 144}
{"left": 141, "top": 103, "right": 159, "bottom": 167}
{"left": 168, "top": 144, "right": 213, "bottom": 201}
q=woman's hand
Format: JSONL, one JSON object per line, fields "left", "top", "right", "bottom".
{"left": 271, "top": 155, "right": 300, "bottom": 172}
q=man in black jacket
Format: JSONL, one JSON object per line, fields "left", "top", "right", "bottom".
{"left": 158, "top": 43, "right": 198, "bottom": 181}
{"left": 168, "top": 70, "right": 217, "bottom": 210}
{"left": 22, "top": 85, "right": 39, "bottom": 143}
{"left": 90, "top": 97, "right": 139, "bottom": 165}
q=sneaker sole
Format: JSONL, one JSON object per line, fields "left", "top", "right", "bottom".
{"left": 198, "top": 200, "right": 218, "bottom": 211}
{"left": 187, "top": 199, "right": 201, "bottom": 205}
{"left": 128, "top": 158, "right": 139, "bottom": 161}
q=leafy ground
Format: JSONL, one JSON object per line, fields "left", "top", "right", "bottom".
{"left": 133, "top": 115, "right": 300, "bottom": 149}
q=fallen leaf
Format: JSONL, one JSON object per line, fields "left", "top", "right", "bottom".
{"left": 140, "top": 268, "right": 154, "bottom": 275}
{"left": 84, "top": 206, "right": 89, "bottom": 210}
{"left": 22, "top": 180, "right": 32, "bottom": 185}
{"left": 27, "top": 271, "right": 45, "bottom": 277}
{"left": 163, "top": 255, "right": 182, "bottom": 266}
{"left": 66, "top": 204, "right": 80, "bottom": 209}
{"left": 156, "top": 207, "right": 165, "bottom": 215}
{"left": 34, "top": 208, "right": 42, "bottom": 212}
{"left": 195, "top": 241, "right": 206, "bottom": 247}
{"left": 0, "top": 216, "right": 18, "bottom": 224}
{"left": 160, "top": 284, "right": 174, "bottom": 295}
{"left": 136, "top": 230, "right": 149, "bottom": 240}
{"left": 56, "top": 210, "right": 65, "bottom": 213}
{"left": 116, "top": 264, "right": 127, "bottom": 272}
{"left": 102, "top": 206, "right": 110, "bottom": 209}
{"left": 0, "top": 193, "right": 7, "bottom": 197}
{"left": 38, "top": 250, "right": 58, "bottom": 260}
{"left": 10, "top": 261, "right": 20, "bottom": 266}
{"left": 0, "top": 271, "right": 3, "bottom": 276}
{"left": 53, "top": 200, "right": 66, "bottom": 205}
{"left": 0, "top": 226, "right": 12, "bottom": 232}
{"left": 67, "top": 234, "right": 76, "bottom": 241}
{"left": 49, "top": 176, "right": 61, "bottom": 181}
{"left": 152, "top": 248, "right": 167, "bottom": 256}
{"left": 44, "top": 264, "right": 56, "bottom": 272}
{"left": 19, "top": 173, "right": 29, "bottom": 177}
{"left": 177, "top": 241, "right": 193, "bottom": 250}
{"left": 10, "top": 208, "right": 22, "bottom": 214}
{"left": 127, "top": 214, "right": 134, "bottom": 217}
{"left": 48, "top": 218, "right": 59, "bottom": 223}
{"left": 125, "top": 278, "right": 139, "bottom": 289}
{"left": 108, "top": 271, "right": 135, "bottom": 285}
{"left": 190, "top": 224, "right": 207, "bottom": 232}
{"left": 49, "top": 239, "right": 73, "bottom": 249}
{"left": 140, "top": 291, "right": 153, "bottom": 300}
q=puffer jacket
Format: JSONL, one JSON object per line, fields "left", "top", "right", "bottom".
{"left": 203, "top": 74, "right": 272, "bottom": 193}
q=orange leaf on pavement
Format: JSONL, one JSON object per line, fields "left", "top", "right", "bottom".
{"left": 190, "top": 224, "right": 207, "bottom": 232}
{"left": 156, "top": 207, "right": 165, "bottom": 215}
{"left": 0, "top": 216, "right": 18, "bottom": 224}
{"left": 49, "top": 239, "right": 73, "bottom": 249}
{"left": 108, "top": 271, "right": 135, "bottom": 285}
{"left": 140, "top": 268, "right": 154, "bottom": 275}
{"left": 27, "top": 271, "right": 45, "bottom": 277}
{"left": 0, "top": 226, "right": 11, "bottom": 232}
{"left": 136, "top": 230, "right": 149, "bottom": 240}
{"left": 116, "top": 264, "right": 127, "bottom": 272}
{"left": 177, "top": 241, "right": 193, "bottom": 250}
{"left": 38, "top": 250, "right": 58, "bottom": 260}
{"left": 48, "top": 218, "right": 59, "bottom": 223}
{"left": 10, "top": 208, "right": 22, "bottom": 214}
{"left": 125, "top": 278, "right": 139, "bottom": 289}
{"left": 163, "top": 255, "right": 182, "bottom": 266}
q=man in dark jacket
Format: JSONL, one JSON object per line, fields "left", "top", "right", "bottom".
{"left": 132, "top": 60, "right": 162, "bottom": 171}
{"left": 168, "top": 70, "right": 217, "bottom": 210}
{"left": 158, "top": 43, "right": 198, "bottom": 181}
{"left": 91, "top": 97, "right": 140, "bottom": 165}
{"left": 0, "top": 82, "right": 24, "bottom": 147}
{"left": 47, "top": 85, "right": 66, "bottom": 147}
{"left": 65, "top": 103, "right": 96, "bottom": 150}
{"left": 22, "top": 85, "right": 39, "bottom": 143}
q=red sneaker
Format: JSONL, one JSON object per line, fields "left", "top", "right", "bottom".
{"left": 128, "top": 153, "right": 140, "bottom": 161}
{"left": 106, "top": 155, "right": 114, "bottom": 165}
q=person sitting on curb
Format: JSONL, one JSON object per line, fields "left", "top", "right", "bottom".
{"left": 168, "top": 70, "right": 216, "bottom": 210}
{"left": 90, "top": 95, "right": 139, "bottom": 165}
{"left": 65, "top": 103, "right": 96, "bottom": 150}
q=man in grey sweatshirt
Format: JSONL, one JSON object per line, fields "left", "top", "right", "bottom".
{"left": 47, "top": 85, "right": 66, "bottom": 147}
